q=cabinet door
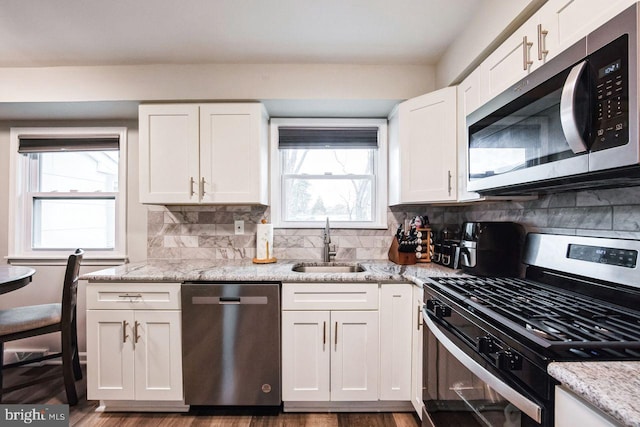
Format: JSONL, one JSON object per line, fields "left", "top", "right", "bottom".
{"left": 555, "top": 386, "right": 619, "bottom": 427}
{"left": 411, "top": 287, "right": 425, "bottom": 418}
{"left": 542, "top": 0, "right": 635, "bottom": 61}
{"left": 330, "top": 311, "right": 379, "bottom": 401}
{"left": 396, "top": 86, "right": 457, "bottom": 203}
{"left": 86, "top": 310, "right": 135, "bottom": 400}
{"left": 379, "top": 284, "right": 412, "bottom": 401}
{"left": 139, "top": 104, "right": 200, "bottom": 204}
{"left": 133, "top": 310, "right": 183, "bottom": 401}
{"left": 481, "top": 20, "right": 539, "bottom": 100}
{"left": 199, "top": 104, "right": 268, "bottom": 204}
{"left": 282, "top": 311, "right": 331, "bottom": 401}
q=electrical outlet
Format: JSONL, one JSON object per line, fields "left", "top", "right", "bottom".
{"left": 234, "top": 220, "right": 244, "bottom": 235}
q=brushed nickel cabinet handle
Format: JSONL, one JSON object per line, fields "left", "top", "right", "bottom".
{"left": 523, "top": 36, "right": 533, "bottom": 70}
{"left": 200, "top": 177, "right": 206, "bottom": 197}
{"left": 190, "top": 177, "right": 196, "bottom": 197}
{"left": 537, "top": 24, "right": 549, "bottom": 60}
{"left": 134, "top": 321, "right": 141, "bottom": 344}
{"left": 334, "top": 322, "right": 338, "bottom": 351}
{"left": 323, "top": 321, "right": 327, "bottom": 347}
{"left": 122, "top": 320, "right": 129, "bottom": 343}
{"left": 447, "top": 170, "right": 452, "bottom": 196}
{"left": 417, "top": 305, "right": 422, "bottom": 330}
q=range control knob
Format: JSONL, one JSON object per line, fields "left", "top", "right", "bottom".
{"left": 496, "top": 350, "right": 523, "bottom": 371}
{"left": 426, "top": 299, "right": 452, "bottom": 319}
{"left": 477, "top": 335, "right": 498, "bottom": 354}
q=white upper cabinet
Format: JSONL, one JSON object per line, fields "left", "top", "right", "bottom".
{"left": 480, "top": 0, "right": 636, "bottom": 104}
{"left": 481, "top": 17, "right": 544, "bottom": 100}
{"left": 388, "top": 86, "right": 457, "bottom": 204}
{"left": 199, "top": 104, "right": 269, "bottom": 204}
{"left": 139, "top": 103, "right": 268, "bottom": 205}
{"left": 542, "top": 0, "right": 636, "bottom": 60}
{"left": 139, "top": 104, "right": 200, "bottom": 204}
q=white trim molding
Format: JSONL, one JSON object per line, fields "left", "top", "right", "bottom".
{"left": 8, "top": 127, "right": 128, "bottom": 261}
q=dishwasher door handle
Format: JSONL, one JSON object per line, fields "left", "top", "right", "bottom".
{"left": 191, "top": 296, "right": 269, "bottom": 305}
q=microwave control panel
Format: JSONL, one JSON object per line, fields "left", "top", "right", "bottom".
{"left": 592, "top": 35, "right": 629, "bottom": 151}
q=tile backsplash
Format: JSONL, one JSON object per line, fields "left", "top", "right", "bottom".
{"left": 146, "top": 186, "right": 640, "bottom": 260}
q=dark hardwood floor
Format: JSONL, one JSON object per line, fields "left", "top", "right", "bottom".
{"left": 2, "top": 365, "right": 421, "bottom": 427}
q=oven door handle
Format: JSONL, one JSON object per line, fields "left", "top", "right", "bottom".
{"left": 423, "top": 311, "right": 543, "bottom": 424}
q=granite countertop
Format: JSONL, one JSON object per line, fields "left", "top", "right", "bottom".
{"left": 549, "top": 361, "right": 640, "bottom": 426}
{"left": 80, "top": 259, "right": 464, "bottom": 283}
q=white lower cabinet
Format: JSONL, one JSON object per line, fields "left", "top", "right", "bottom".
{"left": 281, "top": 282, "right": 384, "bottom": 404}
{"left": 282, "top": 282, "right": 415, "bottom": 409}
{"left": 86, "top": 283, "right": 183, "bottom": 406}
{"left": 282, "top": 309, "right": 379, "bottom": 402}
{"left": 410, "top": 285, "right": 425, "bottom": 418}
{"left": 555, "top": 386, "right": 621, "bottom": 427}
{"left": 379, "top": 284, "right": 413, "bottom": 401}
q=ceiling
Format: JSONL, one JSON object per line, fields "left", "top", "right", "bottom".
{"left": 0, "top": 0, "right": 483, "bottom": 119}
{"left": 0, "top": 0, "right": 482, "bottom": 68}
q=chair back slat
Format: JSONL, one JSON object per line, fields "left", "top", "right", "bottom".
{"left": 61, "top": 249, "right": 83, "bottom": 325}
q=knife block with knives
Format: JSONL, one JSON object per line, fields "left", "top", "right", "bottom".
{"left": 388, "top": 216, "right": 432, "bottom": 265}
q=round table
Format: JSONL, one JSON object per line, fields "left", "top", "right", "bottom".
{"left": 0, "top": 266, "right": 36, "bottom": 295}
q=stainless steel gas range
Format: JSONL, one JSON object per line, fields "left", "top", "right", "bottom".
{"left": 421, "top": 233, "right": 640, "bottom": 427}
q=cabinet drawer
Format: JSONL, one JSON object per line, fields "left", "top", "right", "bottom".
{"left": 87, "top": 283, "right": 181, "bottom": 310}
{"left": 282, "top": 283, "right": 378, "bottom": 310}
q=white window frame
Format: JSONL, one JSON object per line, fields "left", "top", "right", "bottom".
{"left": 8, "top": 127, "right": 128, "bottom": 264}
{"left": 270, "top": 118, "right": 388, "bottom": 229}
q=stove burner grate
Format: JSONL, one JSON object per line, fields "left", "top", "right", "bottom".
{"left": 431, "top": 276, "right": 640, "bottom": 350}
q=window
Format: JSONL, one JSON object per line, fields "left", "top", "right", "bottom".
{"left": 9, "top": 128, "right": 127, "bottom": 262}
{"left": 270, "top": 119, "right": 387, "bottom": 228}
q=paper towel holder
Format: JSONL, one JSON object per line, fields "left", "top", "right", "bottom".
{"left": 253, "top": 219, "right": 277, "bottom": 264}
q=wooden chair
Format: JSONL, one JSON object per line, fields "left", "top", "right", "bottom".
{"left": 0, "top": 249, "right": 84, "bottom": 405}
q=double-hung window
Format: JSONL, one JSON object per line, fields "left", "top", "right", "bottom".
{"left": 9, "top": 127, "right": 127, "bottom": 262}
{"left": 270, "top": 119, "right": 387, "bottom": 228}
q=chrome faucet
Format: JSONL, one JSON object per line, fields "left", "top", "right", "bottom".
{"left": 323, "top": 218, "right": 337, "bottom": 262}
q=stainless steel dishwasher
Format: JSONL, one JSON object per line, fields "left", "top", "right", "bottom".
{"left": 181, "top": 281, "right": 281, "bottom": 406}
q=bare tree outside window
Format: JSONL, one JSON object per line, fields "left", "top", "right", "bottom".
{"left": 282, "top": 148, "right": 374, "bottom": 223}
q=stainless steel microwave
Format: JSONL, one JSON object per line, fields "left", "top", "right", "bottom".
{"left": 467, "top": 4, "right": 640, "bottom": 195}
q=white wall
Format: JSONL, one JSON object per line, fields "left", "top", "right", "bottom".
{"left": 0, "top": 119, "right": 145, "bottom": 357}
{"left": 0, "top": 63, "right": 435, "bottom": 103}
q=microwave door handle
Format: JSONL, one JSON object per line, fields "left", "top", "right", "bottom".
{"left": 560, "top": 60, "right": 589, "bottom": 154}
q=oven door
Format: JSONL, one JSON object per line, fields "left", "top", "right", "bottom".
{"left": 422, "top": 310, "right": 545, "bottom": 427}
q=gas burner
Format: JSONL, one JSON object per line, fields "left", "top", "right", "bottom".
{"left": 429, "top": 274, "right": 640, "bottom": 357}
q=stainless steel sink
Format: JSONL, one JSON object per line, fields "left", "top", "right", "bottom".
{"left": 291, "top": 263, "right": 365, "bottom": 273}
